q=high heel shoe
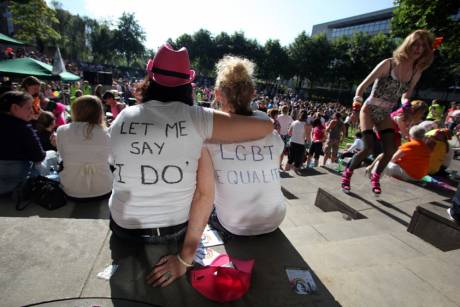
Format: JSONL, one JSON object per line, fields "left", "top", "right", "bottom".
{"left": 341, "top": 168, "right": 353, "bottom": 193}
{"left": 370, "top": 172, "right": 382, "bottom": 195}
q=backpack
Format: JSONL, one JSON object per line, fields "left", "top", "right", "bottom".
{"left": 15, "top": 176, "right": 67, "bottom": 211}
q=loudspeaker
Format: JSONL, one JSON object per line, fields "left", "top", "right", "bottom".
{"left": 83, "top": 71, "right": 97, "bottom": 85}
{"left": 97, "top": 72, "right": 113, "bottom": 85}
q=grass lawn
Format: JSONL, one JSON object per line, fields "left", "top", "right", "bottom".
{"left": 339, "top": 126, "right": 359, "bottom": 150}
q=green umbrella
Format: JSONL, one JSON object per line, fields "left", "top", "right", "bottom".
{"left": 0, "top": 33, "right": 25, "bottom": 46}
{"left": 0, "top": 57, "right": 80, "bottom": 81}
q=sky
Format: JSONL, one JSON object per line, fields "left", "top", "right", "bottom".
{"left": 47, "top": 0, "right": 394, "bottom": 50}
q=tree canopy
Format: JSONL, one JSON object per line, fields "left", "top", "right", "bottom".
{"left": 6, "top": 0, "right": 459, "bottom": 94}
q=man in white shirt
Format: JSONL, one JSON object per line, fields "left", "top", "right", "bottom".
{"left": 277, "top": 105, "right": 293, "bottom": 168}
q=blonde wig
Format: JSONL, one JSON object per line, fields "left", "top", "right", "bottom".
{"left": 393, "top": 29, "right": 435, "bottom": 71}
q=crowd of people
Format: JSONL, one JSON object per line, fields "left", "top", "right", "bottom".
{"left": 1, "top": 29, "right": 460, "bottom": 290}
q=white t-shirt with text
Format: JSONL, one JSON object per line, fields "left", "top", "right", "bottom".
{"left": 206, "top": 111, "right": 285, "bottom": 235}
{"left": 109, "top": 100, "right": 213, "bottom": 229}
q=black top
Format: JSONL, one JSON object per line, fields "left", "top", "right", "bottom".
{"left": 0, "top": 113, "right": 46, "bottom": 162}
{"left": 37, "top": 130, "right": 56, "bottom": 151}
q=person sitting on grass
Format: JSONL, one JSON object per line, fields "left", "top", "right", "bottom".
{"left": 339, "top": 131, "right": 364, "bottom": 160}
{"left": 367, "top": 125, "right": 431, "bottom": 181}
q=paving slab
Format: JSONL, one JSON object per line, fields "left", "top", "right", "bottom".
{"left": 320, "top": 263, "right": 458, "bottom": 307}
{"left": 433, "top": 249, "right": 460, "bottom": 269}
{"left": 0, "top": 217, "right": 109, "bottom": 307}
{"left": 297, "top": 233, "right": 422, "bottom": 277}
{"left": 288, "top": 211, "right": 349, "bottom": 227}
{"left": 400, "top": 256, "right": 460, "bottom": 304}
{"left": 389, "top": 231, "right": 442, "bottom": 256}
{"left": 281, "top": 225, "right": 328, "bottom": 247}
{"left": 311, "top": 218, "right": 399, "bottom": 242}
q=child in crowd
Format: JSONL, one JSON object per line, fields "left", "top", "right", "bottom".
{"left": 35, "top": 111, "right": 57, "bottom": 151}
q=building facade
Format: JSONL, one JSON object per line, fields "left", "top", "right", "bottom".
{"left": 311, "top": 8, "right": 394, "bottom": 39}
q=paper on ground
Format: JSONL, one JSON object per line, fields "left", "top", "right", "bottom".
{"left": 97, "top": 264, "right": 119, "bottom": 280}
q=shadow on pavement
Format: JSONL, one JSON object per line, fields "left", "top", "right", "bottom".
{"left": 108, "top": 229, "right": 341, "bottom": 307}
{"left": 0, "top": 194, "right": 110, "bottom": 219}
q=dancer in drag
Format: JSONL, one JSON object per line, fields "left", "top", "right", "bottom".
{"left": 341, "top": 30, "right": 434, "bottom": 195}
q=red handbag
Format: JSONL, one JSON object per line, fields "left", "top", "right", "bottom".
{"left": 190, "top": 255, "right": 255, "bottom": 303}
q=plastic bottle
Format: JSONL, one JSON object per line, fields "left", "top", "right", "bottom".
{"left": 336, "top": 159, "right": 344, "bottom": 172}
{"left": 46, "top": 166, "right": 60, "bottom": 182}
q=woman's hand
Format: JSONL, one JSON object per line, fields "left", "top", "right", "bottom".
{"left": 146, "top": 255, "right": 187, "bottom": 288}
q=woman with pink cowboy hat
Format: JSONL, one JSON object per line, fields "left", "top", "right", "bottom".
{"left": 109, "top": 44, "right": 273, "bottom": 287}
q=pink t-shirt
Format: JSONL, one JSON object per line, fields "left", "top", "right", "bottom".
{"left": 110, "top": 103, "right": 125, "bottom": 119}
{"left": 312, "top": 126, "right": 325, "bottom": 142}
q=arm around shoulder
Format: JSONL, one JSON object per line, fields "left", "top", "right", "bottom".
{"left": 210, "top": 110, "right": 273, "bottom": 143}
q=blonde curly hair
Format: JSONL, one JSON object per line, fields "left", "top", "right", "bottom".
{"left": 215, "top": 56, "right": 255, "bottom": 115}
{"left": 393, "top": 29, "right": 434, "bottom": 71}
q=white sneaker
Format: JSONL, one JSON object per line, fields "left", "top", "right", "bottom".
{"left": 447, "top": 208, "right": 455, "bottom": 221}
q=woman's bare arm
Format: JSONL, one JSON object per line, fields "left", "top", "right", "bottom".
{"left": 210, "top": 110, "right": 273, "bottom": 143}
{"left": 355, "top": 59, "right": 391, "bottom": 98}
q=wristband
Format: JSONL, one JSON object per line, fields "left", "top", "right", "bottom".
{"left": 176, "top": 254, "right": 193, "bottom": 268}
{"left": 353, "top": 96, "right": 363, "bottom": 103}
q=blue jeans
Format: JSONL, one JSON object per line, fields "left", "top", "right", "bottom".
{"left": 0, "top": 160, "right": 34, "bottom": 195}
{"left": 452, "top": 183, "right": 460, "bottom": 215}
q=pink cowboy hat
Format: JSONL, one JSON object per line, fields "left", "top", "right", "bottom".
{"left": 146, "top": 44, "right": 196, "bottom": 87}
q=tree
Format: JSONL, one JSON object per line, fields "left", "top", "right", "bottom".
{"left": 392, "top": 0, "right": 460, "bottom": 88}
{"left": 288, "top": 32, "right": 332, "bottom": 90}
{"left": 51, "top": 3, "right": 90, "bottom": 61}
{"left": 9, "top": 0, "right": 61, "bottom": 50}
{"left": 89, "top": 21, "right": 117, "bottom": 65}
{"left": 288, "top": 31, "right": 311, "bottom": 88}
{"left": 114, "top": 12, "right": 146, "bottom": 66}
{"left": 259, "top": 39, "right": 290, "bottom": 81}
